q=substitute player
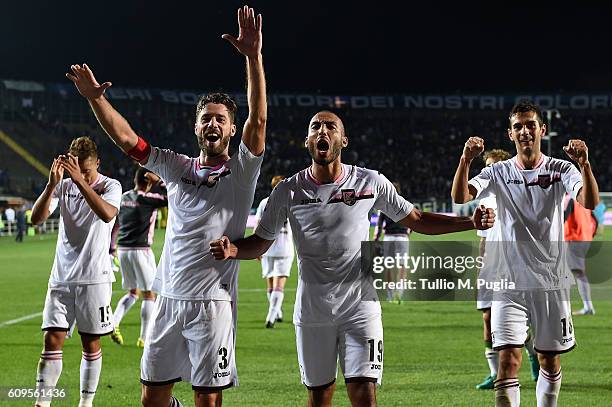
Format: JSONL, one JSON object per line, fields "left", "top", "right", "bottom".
{"left": 211, "top": 110, "right": 494, "bottom": 407}
{"left": 254, "top": 175, "right": 294, "bottom": 328}
{"left": 373, "top": 182, "right": 410, "bottom": 303}
{"left": 451, "top": 100, "right": 599, "bottom": 407}
{"left": 564, "top": 194, "right": 598, "bottom": 315}
{"left": 66, "top": 6, "right": 266, "bottom": 406}
{"left": 30, "top": 137, "right": 122, "bottom": 407}
{"left": 111, "top": 167, "right": 167, "bottom": 347}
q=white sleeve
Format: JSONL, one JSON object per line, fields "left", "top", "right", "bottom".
{"left": 254, "top": 183, "right": 288, "bottom": 241}
{"left": 561, "top": 162, "right": 583, "bottom": 200}
{"left": 143, "top": 146, "right": 191, "bottom": 184}
{"left": 372, "top": 172, "right": 414, "bottom": 223}
{"left": 232, "top": 141, "right": 264, "bottom": 188}
{"left": 103, "top": 179, "right": 123, "bottom": 210}
{"left": 254, "top": 198, "right": 267, "bottom": 223}
{"left": 49, "top": 183, "right": 61, "bottom": 214}
{"left": 468, "top": 166, "right": 494, "bottom": 199}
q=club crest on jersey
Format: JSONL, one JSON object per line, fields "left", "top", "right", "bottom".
{"left": 526, "top": 173, "right": 561, "bottom": 189}
{"left": 341, "top": 189, "right": 357, "bottom": 206}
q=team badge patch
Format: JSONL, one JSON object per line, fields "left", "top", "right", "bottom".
{"left": 341, "top": 189, "right": 357, "bottom": 206}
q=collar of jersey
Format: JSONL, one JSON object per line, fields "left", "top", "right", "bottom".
{"left": 306, "top": 164, "right": 348, "bottom": 186}
{"left": 513, "top": 153, "right": 546, "bottom": 170}
{"left": 196, "top": 159, "right": 226, "bottom": 172}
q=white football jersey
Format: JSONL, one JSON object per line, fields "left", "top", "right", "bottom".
{"left": 476, "top": 194, "right": 498, "bottom": 239}
{"left": 469, "top": 154, "right": 583, "bottom": 289}
{"left": 50, "top": 174, "right": 122, "bottom": 284}
{"left": 255, "top": 164, "right": 414, "bottom": 326}
{"left": 144, "top": 141, "right": 262, "bottom": 300}
{"left": 255, "top": 197, "right": 294, "bottom": 258}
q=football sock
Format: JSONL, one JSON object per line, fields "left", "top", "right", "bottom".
{"left": 35, "top": 350, "right": 63, "bottom": 407}
{"left": 79, "top": 350, "right": 102, "bottom": 407}
{"left": 114, "top": 293, "right": 137, "bottom": 325}
{"left": 536, "top": 369, "right": 562, "bottom": 407}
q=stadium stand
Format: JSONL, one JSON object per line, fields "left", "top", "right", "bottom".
{"left": 1, "top": 80, "right": 611, "bottom": 205}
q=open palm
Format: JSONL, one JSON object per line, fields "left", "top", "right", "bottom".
{"left": 66, "top": 64, "right": 112, "bottom": 100}
{"left": 222, "top": 5, "right": 262, "bottom": 58}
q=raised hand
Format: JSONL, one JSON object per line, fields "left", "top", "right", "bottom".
{"left": 462, "top": 136, "right": 485, "bottom": 163}
{"left": 48, "top": 158, "right": 65, "bottom": 187}
{"left": 563, "top": 139, "right": 589, "bottom": 167}
{"left": 222, "top": 5, "right": 263, "bottom": 58}
{"left": 66, "top": 64, "right": 112, "bottom": 101}
{"left": 58, "top": 154, "right": 84, "bottom": 183}
{"left": 473, "top": 205, "right": 495, "bottom": 230}
{"left": 210, "top": 236, "right": 233, "bottom": 260}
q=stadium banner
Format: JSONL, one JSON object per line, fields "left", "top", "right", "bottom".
{"left": 359, "top": 241, "right": 612, "bottom": 302}
{"left": 42, "top": 83, "right": 612, "bottom": 110}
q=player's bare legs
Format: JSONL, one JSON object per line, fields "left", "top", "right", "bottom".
{"left": 35, "top": 331, "right": 67, "bottom": 407}
{"left": 347, "top": 381, "right": 377, "bottom": 406}
{"left": 483, "top": 309, "right": 492, "bottom": 343}
{"left": 141, "top": 383, "right": 173, "bottom": 407}
{"left": 194, "top": 390, "right": 222, "bottom": 407}
{"left": 43, "top": 330, "right": 67, "bottom": 351}
{"left": 495, "top": 348, "right": 521, "bottom": 406}
{"left": 308, "top": 382, "right": 335, "bottom": 407}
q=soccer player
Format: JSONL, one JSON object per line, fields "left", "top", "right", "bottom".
{"left": 66, "top": 6, "right": 265, "bottom": 406}
{"left": 254, "top": 175, "right": 295, "bottom": 328}
{"left": 373, "top": 181, "right": 410, "bottom": 303}
{"left": 564, "top": 194, "right": 597, "bottom": 315}
{"left": 110, "top": 167, "right": 167, "bottom": 347}
{"left": 30, "top": 137, "right": 122, "bottom": 407}
{"left": 451, "top": 100, "right": 599, "bottom": 407}
{"left": 210, "top": 110, "right": 494, "bottom": 407}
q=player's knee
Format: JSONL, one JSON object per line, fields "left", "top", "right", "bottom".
{"left": 537, "top": 353, "right": 560, "bottom": 373}
{"left": 43, "top": 330, "right": 66, "bottom": 350}
{"left": 498, "top": 349, "right": 521, "bottom": 374}
{"left": 482, "top": 310, "right": 491, "bottom": 324}
{"left": 140, "top": 387, "right": 167, "bottom": 407}
{"left": 80, "top": 334, "right": 101, "bottom": 353}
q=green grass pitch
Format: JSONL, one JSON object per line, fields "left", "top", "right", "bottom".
{"left": 1, "top": 228, "right": 611, "bottom": 406}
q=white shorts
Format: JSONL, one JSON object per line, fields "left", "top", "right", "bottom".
{"left": 476, "top": 299, "right": 492, "bottom": 310}
{"left": 118, "top": 247, "right": 157, "bottom": 291}
{"left": 295, "top": 316, "right": 384, "bottom": 388}
{"left": 491, "top": 290, "right": 575, "bottom": 354}
{"left": 566, "top": 241, "right": 591, "bottom": 271}
{"left": 261, "top": 256, "right": 293, "bottom": 279}
{"left": 141, "top": 296, "right": 236, "bottom": 390}
{"left": 42, "top": 282, "right": 114, "bottom": 336}
{"left": 382, "top": 235, "right": 409, "bottom": 257}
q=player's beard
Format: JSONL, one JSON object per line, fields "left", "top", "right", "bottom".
{"left": 198, "top": 131, "right": 230, "bottom": 157}
{"left": 308, "top": 140, "right": 342, "bottom": 165}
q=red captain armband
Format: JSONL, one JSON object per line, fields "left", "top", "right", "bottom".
{"left": 127, "top": 136, "right": 151, "bottom": 162}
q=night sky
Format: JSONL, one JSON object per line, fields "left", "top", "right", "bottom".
{"left": 2, "top": 2, "right": 612, "bottom": 93}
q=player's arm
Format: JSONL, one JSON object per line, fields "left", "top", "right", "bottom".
{"left": 223, "top": 6, "right": 266, "bottom": 156}
{"left": 59, "top": 154, "right": 119, "bottom": 223}
{"left": 399, "top": 206, "right": 494, "bottom": 235}
{"left": 66, "top": 64, "right": 149, "bottom": 162}
{"left": 451, "top": 136, "right": 485, "bottom": 203}
{"left": 31, "top": 158, "right": 64, "bottom": 225}
{"left": 563, "top": 139, "right": 599, "bottom": 210}
{"left": 210, "top": 234, "right": 274, "bottom": 260}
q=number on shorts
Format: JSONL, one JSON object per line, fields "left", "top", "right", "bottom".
{"left": 560, "top": 317, "right": 573, "bottom": 337}
{"left": 218, "top": 347, "right": 229, "bottom": 369}
{"left": 98, "top": 306, "right": 111, "bottom": 323}
{"left": 368, "top": 339, "right": 383, "bottom": 363}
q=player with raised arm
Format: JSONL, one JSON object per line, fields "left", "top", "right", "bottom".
{"left": 66, "top": 6, "right": 266, "bottom": 407}
{"left": 210, "top": 111, "right": 494, "bottom": 407}
{"left": 254, "top": 175, "right": 295, "bottom": 328}
{"left": 30, "top": 137, "right": 122, "bottom": 407}
{"left": 110, "top": 167, "right": 167, "bottom": 348}
{"left": 451, "top": 100, "right": 599, "bottom": 407}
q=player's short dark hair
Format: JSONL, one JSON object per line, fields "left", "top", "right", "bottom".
{"left": 508, "top": 100, "right": 544, "bottom": 127}
{"left": 483, "top": 149, "right": 512, "bottom": 163}
{"left": 68, "top": 136, "right": 97, "bottom": 160}
{"left": 195, "top": 93, "right": 238, "bottom": 124}
{"left": 134, "top": 167, "right": 148, "bottom": 186}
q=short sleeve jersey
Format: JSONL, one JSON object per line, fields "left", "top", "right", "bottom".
{"left": 50, "top": 174, "right": 122, "bottom": 284}
{"left": 468, "top": 154, "right": 583, "bottom": 289}
{"left": 143, "top": 141, "right": 263, "bottom": 300}
{"left": 255, "top": 197, "right": 294, "bottom": 258}
{"left": 255, "top": 164, "right": 414, "bottom": 326}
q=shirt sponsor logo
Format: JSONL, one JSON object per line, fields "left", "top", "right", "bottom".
{"left": 213, "top": 371, "right": 230, "bottom": 379}
{"left": 506, "top": 179, "right": 524, "bottom": 184}
{"left": 300, "top": 198, "right": 322, "bottom": 205}
{"left": 181, "top": 177, "right": 196, "bottom": 185}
